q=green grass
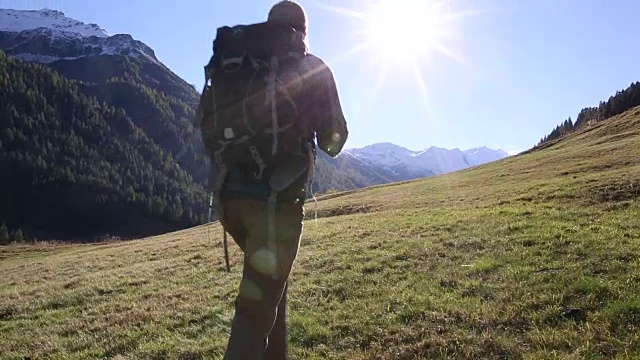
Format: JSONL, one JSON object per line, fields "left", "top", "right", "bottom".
{"left": 2, "top": 107, "right": 640, "bottom": 359}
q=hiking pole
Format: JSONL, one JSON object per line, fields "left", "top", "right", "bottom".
{"left": 209, "top": 192, "right": 231, "bottom": 272}
{"left": 208, "top": 192, "right": 213, "bottom": 225}
{"left": 223, "top": 231, "right": 230, "bottom": 272}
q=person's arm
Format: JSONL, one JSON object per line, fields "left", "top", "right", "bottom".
{"left": 300, "top": 54, "right": 348, "bottom": 157}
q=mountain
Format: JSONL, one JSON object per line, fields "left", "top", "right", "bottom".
{"left": 311, "top": 151, "right": 398, "bottom": 194}
{"left": 463, "top": 146, "right": 510, "bottom": 166}
{"left": 0, "top": 8, "right": 509, "bottom": 241}
{"left": 0, "top": 8, "right": 108, "bottom": 37}
{"left": 308, "top": 143, "right": 508, "bottom": 195}
{"left": 0, "top": 8, "right": 208, "bottom": 181}
{"left": 0, "top": 8, "right": 210, "bottom": 240}
{"left": 0, "top": 51, "right": 209, "bottom": 241}
{"left": 343, "top": 143, "right": 509, "bottom": 183}
{"left": 0, "top": 8, "right": 160, "bottom": 65}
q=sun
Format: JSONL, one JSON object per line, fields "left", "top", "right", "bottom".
{"left": 313, "top": 0, "right": 478, "bottom": 100}
{"left": 363, "top": 0, "right": 458, "bottom": 66}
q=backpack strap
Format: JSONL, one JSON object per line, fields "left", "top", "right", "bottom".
{"left": 263, "top": 54, "right": 299, "bottom": 156}
{"left": 263, "top": 55, "right": 280, "bottom": 155}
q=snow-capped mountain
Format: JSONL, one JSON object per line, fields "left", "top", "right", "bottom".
{"left": 0, "top": 8, "right": 108, "bottom": 37}
{"left": 345, "top": 143, "right": 509, "bottom": 179}
{"left": 0, "top": 7, "right": 210, "bottom": 187}
{"left": 0, "top": 8, "right": 160, "bottom": 65}
{"left": 464, "top": 146, "right": 510, "bottom": 166}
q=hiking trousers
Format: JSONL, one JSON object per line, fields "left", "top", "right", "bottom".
{"left": 220, "top": 194, "right": 304, "bottom": 360}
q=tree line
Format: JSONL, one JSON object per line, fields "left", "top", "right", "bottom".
{"left": 539, "top": 81, "right": 640, "bottom": 145}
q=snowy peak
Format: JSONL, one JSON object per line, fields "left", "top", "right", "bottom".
{"left": 463, "top": 146, "right": 509, "bottom": 166}
{"left": 464, "top": 146, "right": 508, "bottom": 156}
{"left": 346, "top": 142, "right": 509, "bottom": 178}
{"left": 0, "top": 8, "right": 160, "bottom": 65}
{"left": 351, "top": 142, "right": 419, "bottom": 158}
{"left": 345, "top": 143, "right": 420, "bottom": 174}
{"left": 360, "top": 142, "right": 416, "bottom": 153}
{"left": 0, "top": 8, "right": 109, "bottom": 38}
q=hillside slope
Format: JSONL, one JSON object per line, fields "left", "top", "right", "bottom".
{"left": 1, "top": 105, "right": 639, "bottom": 359}
{"left": 310, "top": 106, "right": 640, "bottom": 219}
{"left": 538, "top": 80, "right": 640, "bottom": 146}
{"left": 1, "top": 99, "right": 639, "bottom": 359}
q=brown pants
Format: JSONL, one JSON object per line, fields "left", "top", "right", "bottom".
{"left": 220, "top": 194, "right": 304, "bottom": 360}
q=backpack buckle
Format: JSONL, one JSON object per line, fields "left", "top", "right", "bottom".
{"left": 224, "top": 128, "right": 235, "bottom": 140}
{"left": 221, "top": 51, "right": 246, "bottom": 73}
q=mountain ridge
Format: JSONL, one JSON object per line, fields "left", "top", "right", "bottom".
{"left": 0, "top": 8, "right": 109, "bottom": 37}
{"left": 343, "top": 142, "right": 509, "bottom": 180}
{"left": 0, "top": 9, "right": 212, "bottom": 240}
{"left": 0, "top": 8, "right": 161, "bottom": 65}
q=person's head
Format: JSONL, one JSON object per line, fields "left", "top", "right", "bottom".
{"left": 268, "top": 1, "right": 309, "bottom": 46}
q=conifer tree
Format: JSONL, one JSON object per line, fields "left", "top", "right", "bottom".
{"left": 12, "top": 229, "right": 23, "bottom": 243}
{"left": 0, "top": 222, "right": 9, "bottom": 245}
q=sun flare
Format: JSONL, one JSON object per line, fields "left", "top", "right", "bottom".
{"left": 363, "top": 0, "right": 455, "bottom": 65}
{"left": 313, "top": 0, "right": 480, "bottom": 101}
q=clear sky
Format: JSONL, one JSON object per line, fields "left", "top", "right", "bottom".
{"left": 4, "top": 0, "right": 640, "bottom": 154}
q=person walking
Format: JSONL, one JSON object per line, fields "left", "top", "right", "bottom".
{"left": 197, "top": 1, "right": 349, "bottom": 358}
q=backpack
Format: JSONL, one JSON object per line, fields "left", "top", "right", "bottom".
{"left": 197, "top": 21, "right": 309, "bottom": 184}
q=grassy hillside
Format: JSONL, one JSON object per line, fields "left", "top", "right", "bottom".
{"left": 1, "top": 106, "right": 639, "bottom": 359}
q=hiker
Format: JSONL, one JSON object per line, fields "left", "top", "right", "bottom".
{"left": 196, "top": 1, "right": 348, "bottom": 359}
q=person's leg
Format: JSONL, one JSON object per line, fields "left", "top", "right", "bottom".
{"left": 223, "top": 197, "right": 304, "bottom": 360}
{"left": 219, "top": 196, "right": 246, "bottom": 253}
{"left": 263, "top": 279, "right": 289, "bottom": 359}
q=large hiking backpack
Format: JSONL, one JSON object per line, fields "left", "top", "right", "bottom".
{"left": 197, "top": 21, "right": 309, "bottom": 184}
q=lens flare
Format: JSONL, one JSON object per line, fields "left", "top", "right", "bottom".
{"left": 312, "top": 0, "right": 485, "bottom": 102}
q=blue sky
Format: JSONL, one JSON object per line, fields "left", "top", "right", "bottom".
{"left": 4, "top": 0, "right": 640, "bottom": 154}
